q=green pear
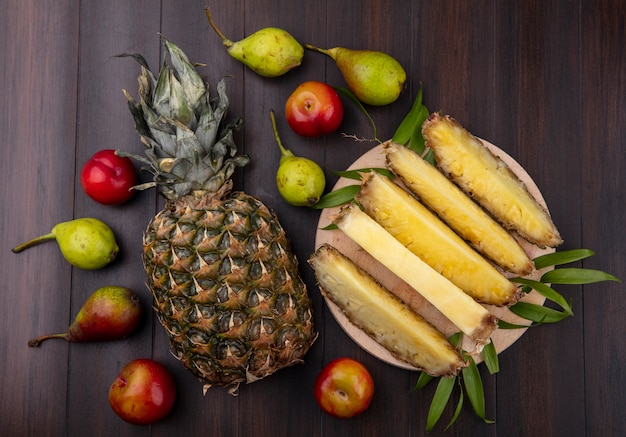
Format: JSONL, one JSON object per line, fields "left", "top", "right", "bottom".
{"left": 306, "top": 44, "right": 406, "bottom": 106}
{"left": 12, "top": 217, "right": 119, "bottom": 270}
{"left": 270, "top": 110, "right": 325, "bottom": 207}
{"left": 28, "top": 286, "right": 142, "bottom": 347}
{"left": 205, "top": 7, "right": 303, "bottom": 77}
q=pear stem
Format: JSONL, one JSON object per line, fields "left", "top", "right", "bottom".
{"left": 205, "top": 7, "right": 233, "bottom": 48}
{"left": 12, "top": 232, "right": 56, "bottom": 253}
{"left": 305, "top": 44, "right": 330, "bottom": 56}
{"left": 28, "top": 332, "right": 69, "bottom": 347}
{"left": 269, "top": 109, "right": 294, "bottom": 159}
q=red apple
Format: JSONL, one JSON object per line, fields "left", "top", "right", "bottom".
{"left": 109, "top": 358, "right": 176, "bottom": 425}
{"left": 314, "top": 357, "right": 374, "bottom": 418}
{"left": 285, "top": 81, "right": 344, "bottom": 137}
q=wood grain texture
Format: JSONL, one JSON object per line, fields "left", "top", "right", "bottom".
{"left": 1, "top": 1, "right": 624, "bottom": 436}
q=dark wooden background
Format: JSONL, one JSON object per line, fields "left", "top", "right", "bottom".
{"left": 1, "top": 1, "right": 624, "bottom": 436}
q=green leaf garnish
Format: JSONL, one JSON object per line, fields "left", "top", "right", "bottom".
{"left": 533, "top": 248, "right": 596, "bottom": 269}
{"left": 407, "top": 104, "right": 430, "bottom": 155}
{"left": 390, "top": 83, "right": 431, "bottom": 156}
{"left": 313, "top": 168, "right": 394, "bottom": 209}
{"left": 414, "top": 371, "right": 434, "bottom": 390}
{"left": 392, "top": 84, "right": 424, "bottom": 145}
{"left": 497, "top": 319, "right": 532, "bottom": 329}
{"left": 508, "top": 302, "right": 571, "bottom": 324}
{"left": 482, "top": 340, "right": 499, "bottom": 374}
{"left": 444, "top": 389, "right": 464, "bottom": 431}
{"left": 541, "top": 268, "right": 621, "bottom": 284}
{"left": 420, "top": 332, "right": 496, "bottom": 430}
{"left": 510, "top": 277, "right": 574, "bottom": 316}
{"left": 461, "top": 355, "right": 493, "bottom": 424}
{"left": 426, "top": 376, "right": 456, "bottom": 432}
{"left": 311, "top": 185, "right": 360, "bottom": 210}
{"left": 334, "top": 86, "right": 380, "bottom": 142}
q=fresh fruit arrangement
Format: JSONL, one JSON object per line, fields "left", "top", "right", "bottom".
{"left": 309, "top": 93, "right": 620, "bottom": 429}
{"left": 12, "top": 8, "right": 409, "bottom": 423}
{"left": 12, "top": 5, "right": 620, "bottom": 431}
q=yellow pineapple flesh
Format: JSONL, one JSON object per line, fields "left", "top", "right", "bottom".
{"left": 385, "top": 141, "right": 534, "bottom": 276}
{"left": 333, "top": 204, "right": 497, "bottom": 346}
{"left": 309, "top": 244, "right": 466, "bottom": 376}
{"left": 356, "top": 171, "right": 521, "bottom": 306}
{"left": 422, "top": 113, "right": 563, "bottom": 248}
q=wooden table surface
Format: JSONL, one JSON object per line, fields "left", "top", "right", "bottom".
{"left": 2, "top": 1, "right": 624, "bottom": 436}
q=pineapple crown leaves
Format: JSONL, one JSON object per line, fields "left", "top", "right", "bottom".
{"left": 116, "top": 36, "right": 250, "bottom": 200}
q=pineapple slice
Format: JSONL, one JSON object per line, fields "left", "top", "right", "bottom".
{"left": 334, "top": 204, "right": 497, "bottom": 346}
{"left": 309, "top": 244, "right": 466, "bottom": 377}
{"left": 385, "top": 141, "right": 533, "bottom": 275}
{"left": 422, "top": 113, "right": 563, "bottom": 248}
{"left": 356, "top": 171, "right": 520, "bottom": 306}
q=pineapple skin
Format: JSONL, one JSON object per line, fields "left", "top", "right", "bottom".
{"left": 120, "top": 38, "right": 318, "bottom": 393}
{"left": 422, "top": 113, "right": 563, "bottom": 248}
{"left": 385, "top": 141, "right": 534, "bottom": 276}
{"left": 309, "top": 244, "right": 466, "bottom": 377}
{"left": 334, "top": 203, "right": 497, "bottom": 346}
{"left": 144, "top": 192, "right": 317, "bottom": 390}
{"left": 357, "top": 171, "right": 521, "bottom": 306}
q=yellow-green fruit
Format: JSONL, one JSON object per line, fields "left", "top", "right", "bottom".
{"left": 54, "top": 218, "right": 119, "bottom": 269}
{"left": 277, "top": 155, "right": 326, "bottom": 206}
{"left": 270, "top": 109, "right": 325, "bottom": 206}
{"left": 306, "top": 44, "right": 406, "bottom": 105}
{"left": 206, "top": 7, "right": 303, "bottom": 77}
{"left": 12, "top": 218, "right": 119, "bottom": 270}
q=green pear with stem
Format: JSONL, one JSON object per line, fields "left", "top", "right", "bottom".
{"left": 12, "top": 217, "right": 119, "bottom": 270}
{"left": 305, "top": 44, "right": 406, "bottom": 106}
{"left": 270, "top": 109, "right": 325, "bottom": 207}
{"left": 28, "top": 286, "right": 143, "bottom": 347}
{"left": 205, "top": 7, "right": 303, "bottom": 77}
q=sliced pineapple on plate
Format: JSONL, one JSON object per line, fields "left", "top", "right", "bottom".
{"left": 333, "top": 203, "right": 497, "bottom": 347}
{"left": 314, "top": 140, "right": 554, "bottom": 369}
{"left": 422, "top": 112, "right": 563, "bottom": 248}
{"left": 385, "top": 141, "right": 533, "bottom": 276}
{"left": 356, "top": 170, "right": 521, "bottom": 306}
{"left": 309, "top": 244, "right": 466, "bottom": 377}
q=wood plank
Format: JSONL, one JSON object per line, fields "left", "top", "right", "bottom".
{"left": 0, "top": 1, "right": 79, "bottom": 436}
{"left": 65, "top": 1, "right": 162, "bottom": 436}
{"left": 411, "top": 2, "right": 498, "bottom": 434}
{"left": 581, "top": 1, "right": 626, "bottom": 435}
{"left": 493, "top": 1, "right": 585, "bottom": 435}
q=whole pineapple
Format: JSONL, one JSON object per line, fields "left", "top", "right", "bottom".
{"left": 118, "top": 37, "right": 317, "bottom": 394}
